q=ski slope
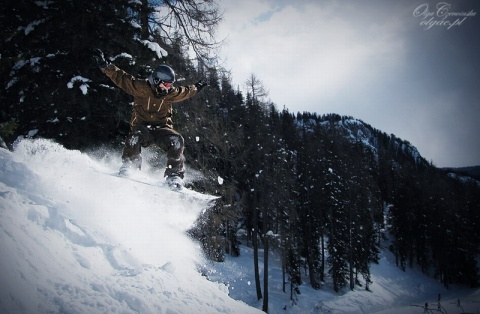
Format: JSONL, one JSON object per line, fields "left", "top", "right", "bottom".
{"left": 0, "top": 139, "right": 259, "bottom": 313}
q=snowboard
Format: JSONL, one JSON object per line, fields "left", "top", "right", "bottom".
{"left": 105, "top": 171, "right": 220, "bottom": 202}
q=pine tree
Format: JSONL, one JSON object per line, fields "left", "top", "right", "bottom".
{"left": 240, "top": 73, "right": 270, "bottom": 304}
{"left": 1, "top": 0, "right": 156, "bottom": 148}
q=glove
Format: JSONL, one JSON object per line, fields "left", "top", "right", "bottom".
{"left": 195, "top": 80, "right": 207, "bottom": 92}
{"left": 94, "top": 48, "right": 108, "bottom": 68}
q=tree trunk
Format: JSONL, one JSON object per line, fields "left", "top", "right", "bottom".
{"left": 262, "top": 234, "right": 269, "bottom": 312}
{"left": 139, "top": 0, "right": 150, "bottom": 40}
{"left": 252, "top": 198, "right": 262, "bottom": 300}
{"left": 225, "top": 219, "right": 230, "bottom": 255}
{"left": 282, "top": 236, "right": 286, "bottom": 293}
{"left": 307, "top": 254, "right": 318, "bottom": 289}
{"left": 349, "top": 217, "right": 354, "bottom": 290}
{"left": 320, "top": 233, "right": 325, "bottom": 281}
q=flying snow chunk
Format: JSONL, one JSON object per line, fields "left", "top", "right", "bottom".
{"left": 196, "top": 136, "right": 200, "bottom": 142}
{"left": 27, "top": 129, "right": 38, "bottom": 138}
{"left": 218, "top": 176, "right": 224, "bottom": 185}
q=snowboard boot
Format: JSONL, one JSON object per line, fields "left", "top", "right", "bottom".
{"left": 165, "top": 175, "right": 184, "bottom": 191}
{"left": 118, "top": 160, "right": 141, "bottom": 177}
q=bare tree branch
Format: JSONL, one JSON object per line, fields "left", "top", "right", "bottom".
{"left": 246, "top": 73, "right": 269, "bottom": 102}
{"left": 140, "top": 0, "right": 224, "bottom": 64}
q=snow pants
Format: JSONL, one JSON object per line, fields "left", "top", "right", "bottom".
{"left": 121, "top": 124, "right": 185, "bottom": 178}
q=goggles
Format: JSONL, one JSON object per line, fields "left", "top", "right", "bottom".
{"left": 152, "top": 77, "right": 173, "bottom": 87}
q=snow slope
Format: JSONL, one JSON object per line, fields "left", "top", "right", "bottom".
{"left": 207, "top": 245, "right": 480, "bottom": 314}
{"left": 0, "top": 139, "right": 260, "bottom": 314}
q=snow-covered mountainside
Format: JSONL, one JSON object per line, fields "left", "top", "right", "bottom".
{"left": 337, "top": 117, "right": 425, "bottom": 164}
{"left": 444, "top": 165, "right": 480, "bottom": 186}
{"left": 0, "top": 139, "right": 260, "bottom": 314}
{"left": 300, "top": 115, "right": 428, "bottom": 166}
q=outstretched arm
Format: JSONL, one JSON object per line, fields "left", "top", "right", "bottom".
{"left": 168, "top": 85, "right": 199, "bottom": 103}
{"left": 168, "top": 80, "right": 207, "bottom": 103}
{"left": 101, "top": 64, "right": 153, "bottom": 98}
{"left": 94, "top": 49, "right": 150, "bottom": 97}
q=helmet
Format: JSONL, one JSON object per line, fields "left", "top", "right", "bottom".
{"left": 148, "top": 64, "right": 175, "bottom": 85}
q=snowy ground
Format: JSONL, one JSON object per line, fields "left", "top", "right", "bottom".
{"left": 208, "top": 245, "right": 480, "bottom": 313}
{"left": 0, "top": 139, "right": 259, "bottom": 314}
{"left": 0, "top": 138, "right": 479, "bottom": 313}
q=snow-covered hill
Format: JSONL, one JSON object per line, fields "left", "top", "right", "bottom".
{"left": 0, "top": 139, "right": 260, "bottom": 313}
{"left": 1, "top": 139, "right": 479, "bottom": 314}
{"left": 207, "top": 242, "right": 480, "bottom": 313}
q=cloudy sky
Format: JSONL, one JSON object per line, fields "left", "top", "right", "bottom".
{"left": 216, "top": 0, "right": 480, "bottom": 168}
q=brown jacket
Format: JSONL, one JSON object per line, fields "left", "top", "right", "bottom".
{"left": 102, "top": 64, "right": 198, "bottom": 128}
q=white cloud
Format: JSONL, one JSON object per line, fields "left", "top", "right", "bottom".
{"left": 219, "top": 1, "right": 407, "bottom": 108}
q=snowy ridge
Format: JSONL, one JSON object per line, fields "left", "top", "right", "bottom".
{"left": 335, "top": 118, "right": 379, "bottom": 155}
{"left": 0, "top": 139, "right": 260, "bottom": 314}
{"left": 320, "top": 116, "right": 426, "bottom": 165}
{"left": 447, "top": 172, "right": 480, "bottom": 186}
{"left": 295, "top": 115, "right": 424, "bottom": 163}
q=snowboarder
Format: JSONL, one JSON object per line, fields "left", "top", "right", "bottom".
{"left": 94, "top": 49, "right": 206, "bottom": 189}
